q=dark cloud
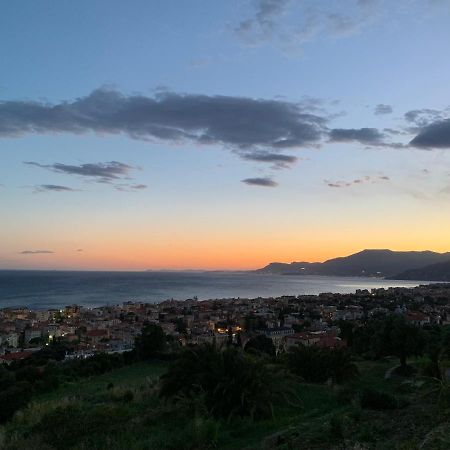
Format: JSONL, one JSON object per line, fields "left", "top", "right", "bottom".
{"left": 374, "top": 104, "right": 393, "bottom": 115}
{"left": 20, "top": 250, "right": 54, "bottom": 255}
{"left": 240, "top": 151, "right": 297, "bottom": 169}
{"left": 329, "top": 127, "right": 384, "bottom": 144}
{"left": 410, "top": 119, "right": 450, "bottom": 149}
{"left": 33, "top": 184, "right": 77, "bottom": 193}
{"left": 24, "top": 161, "right": 134, "bottom": 183}
{"left": 1, "top": 88, "right": 326, "bottom": 153}
{"left": 241, "top": 177, "right": 278, "bottom": 187}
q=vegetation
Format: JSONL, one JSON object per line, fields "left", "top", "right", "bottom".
{"left": 353, "top": 315, "right": 426, "bottom": 374}
{"left": 286, "top": 345, "right": 358, "bottom": 384}
{"left": 244, "top": 334, "right": 276, "bottom": 357}
{"left": 2, "top": 355, "right": 450, "bottom": 449}
{"left": 134, "top": 324, "right": 166, "bottom": 359}
{"left": 2, "top": 318, "right": 450, "bottom": 448}
{"left": 160, "top": 344, "right": 296, "bottom": 420}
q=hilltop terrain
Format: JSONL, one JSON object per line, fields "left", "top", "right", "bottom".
{"left": 257, "top": 249, "right": 450, "bottom": 278}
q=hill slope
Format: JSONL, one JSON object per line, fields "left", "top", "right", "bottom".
{"left": 256, "top": 249, "right": 450, "bottom": 278}
{"left": 1, "top": 359, "right": 446, "bottom": 449}
{"left": 389, "top": 260, "right": 450, "bottom": 281}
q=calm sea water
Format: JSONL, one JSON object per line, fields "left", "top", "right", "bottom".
{"left": 0, "top": 270, "right": 427, "bottom": 310}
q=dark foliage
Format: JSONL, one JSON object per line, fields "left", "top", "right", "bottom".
{"left": 32, "top": 404, "right": 132, "bottom": 448}
{"left": 0, "top": 351, "right": 131, "bottom": 423}
{"left": 160, "top": 344, "right": 297, "bottom": 420}
{"left": 352, "top": 315, "right": 426, "bottom": 372}
{"left": 0, "top": 382, "right": 33, "bottom": 423}
{"left": 359, "top": 388, "right": 407, "bottom": 410}
{"left": 286, "top": 346, "right": 358, "bottom": 384}
{"left": 244, "top": 335, "right": 276, "bottom": 357}
{"left": 134, "top": 324, "right": 166, "bottom": 359}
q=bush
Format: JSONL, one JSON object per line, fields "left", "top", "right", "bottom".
{"left": 32, "top": 403, "right": 131, "bottom": 448}
{"left": 134, "top": 324, "right": 166, "bottom": 359}
{"left": 329, "top": 414, "right": 344, "bottom": 439}
{"left": 359, "top": 388, "right": 399, "bottom": 410}
{"left": 335, "top": 384, "right": 357, "bottom": 405}
{"left": 244, "top": 335, "right": 276, "bottom": 357}
{"left": 286, "top": 346, "right": 358, "bottom": 384}
{"left": 160, "top": 344, "right": 297, "bottom": 420}
{"left": 0, "top": 383, "right": 33, "bottom": 423}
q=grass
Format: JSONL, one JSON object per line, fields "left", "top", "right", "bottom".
{"left": 36, "top": 360, "right": 167, "bottom": 403}
{"left": 1, "top": 357, "right": 448, "bottom": 450}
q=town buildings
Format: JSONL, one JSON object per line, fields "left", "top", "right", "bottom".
{"left": 1, "top": 283, "right": 449, "bottom": 361}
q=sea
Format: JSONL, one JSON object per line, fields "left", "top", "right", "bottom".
{"left": 0, "top": 270, "right": 429, "bottom": 310}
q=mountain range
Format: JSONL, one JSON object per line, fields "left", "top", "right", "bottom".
{"left": 256, "top": 249, "right": 450, "bottom": 280}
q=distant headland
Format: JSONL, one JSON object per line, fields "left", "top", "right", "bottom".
{"left": 256, "top": 249, "right": 450, "bottom": 281}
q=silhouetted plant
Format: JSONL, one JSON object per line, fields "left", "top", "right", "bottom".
{"left": 160, "top": 344, "right": 298, "bottom": 420}
{"left": 244, "top": 334, "right": 276, "bottom": 357}
{"left": 286, "top": 345, "right": 358, "bottom": 384}
{"left": 135, "top": 324, "right": 166, "bottom": 359}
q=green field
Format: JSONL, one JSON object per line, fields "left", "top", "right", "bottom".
{"left": 1, "top": 358, "right": 449, "bottom": 450}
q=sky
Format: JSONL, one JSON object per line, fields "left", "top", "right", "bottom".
{"left": 1, "top": 0, "right": 450, "bottom": 271}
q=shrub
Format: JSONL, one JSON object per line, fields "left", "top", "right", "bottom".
{"left": 134, "top": 324, "right": 166, "bottom": 359}
{"left": 160, "top": 344, "right": 298, "bottom": 420}
{"left": 286, "top": 346, "right": 358, "bottom": 384}
{"left": 0, "top": 383, "right": 33, "bottom": 423}
{"left": 32, "top": 404, "right": 131, "bottom": 448}
{"left": 244, "top": 335, "right": 276, "bottom": 357}
{"left": 359, "top": 388, "right": 399, "bottom": 410}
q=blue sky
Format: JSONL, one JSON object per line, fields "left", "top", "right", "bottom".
{"left": 1, "top": 0, "right": 450, "bottom": 270}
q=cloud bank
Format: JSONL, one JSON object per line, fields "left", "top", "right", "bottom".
{"left": 2, "top": 87, "right": 447, "bottom": 188}
{"left": 1, "top": 88, "right": 326, "bottom": 152}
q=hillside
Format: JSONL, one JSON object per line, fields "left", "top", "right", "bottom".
{"left": 389, "top": 260, "right": 450, "bottom": 282}
{"left": 257, "top": 249, "right": 450, "bottom": 278}
{"left": 0, "top": 358, "right": 447, "bottom": 449}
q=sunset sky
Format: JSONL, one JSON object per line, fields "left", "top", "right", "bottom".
{"left": 1, "top": 0, "right": 450, "bottom": 270}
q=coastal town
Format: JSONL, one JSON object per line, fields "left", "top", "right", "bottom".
{"left": 1, "top": 283, "right": 450, "bottom": 364}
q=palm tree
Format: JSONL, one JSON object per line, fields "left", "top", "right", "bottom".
{"left": 160, "top": 343, "right": 299, "bottom": 420}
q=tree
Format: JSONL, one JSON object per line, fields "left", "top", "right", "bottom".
{"left": 382, "top": 316, "right": 425, "bottom": 374}
{"left": 422, "top": 325, "right": 444, "bottom": 379}
{"left": 134, "top": 324, "right": 166, "bottom": 359}
{"left": 338, "top": 320, "right": 355, "bottom": 347}
{"left": 353, "top": 315, "right": 426, "bottom": 373}
{"left": 286, "top": 345, "right": 358, "bottom": 384}
{"left": 174, "top": 318, "right": 187, "bottom": 334}
{"left": 245, "top": 335, "right": 276, "bottom": 357}
{"left": 160, "top": 344, "right": 297, "bottom": 420}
